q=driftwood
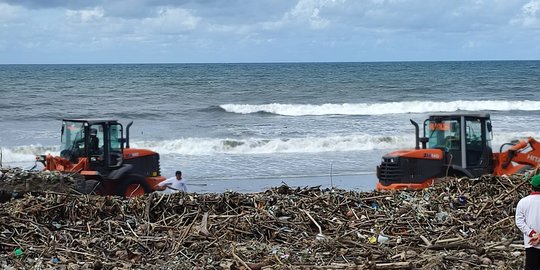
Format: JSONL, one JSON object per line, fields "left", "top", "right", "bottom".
{"left": 0, "top": 167, "right": 535, "bottom": 269}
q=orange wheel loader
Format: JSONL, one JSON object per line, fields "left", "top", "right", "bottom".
{"left": 377, "top": 113, "right": 540, "bottom": 190}
{"left": 37, "top": 119, "right": 165, "bottom": 196}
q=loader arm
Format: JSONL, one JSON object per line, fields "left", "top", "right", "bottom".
{"left": 39, "top": 154, "right": 88, "bottom": 173}
{"left": 493, "top": 137, "right": 540, "bottom": 175}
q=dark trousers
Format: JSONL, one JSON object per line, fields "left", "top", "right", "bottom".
{"left": 526, "top": 248, "right": 540, "bottom": 270}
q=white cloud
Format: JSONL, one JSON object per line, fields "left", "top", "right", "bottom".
{"left": 0, "top": 3, "right": 25, "bottom": 23}
{"left": 514, "top": 0, "right": 540, "bottom": 28}
{"left": 1, "top": 0, "right": 540, "bottom": 63}
{"left": 65, "top": 7, "right": 104, "bottom": 23}
{"left": 523, "top": 0, "right": 540, "bottom": 15}
{"left": 141, "top": 7, "right": 200, "bottom": 34}
{"left": 286, "top": 0, "right": 345, "bottom": 29}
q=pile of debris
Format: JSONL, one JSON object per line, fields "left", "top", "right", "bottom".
{"left": 0, "top": 168, "right": 534, "bottom": 269}
{"left": 0, "top": 168, "right": 77, "bottom": 202}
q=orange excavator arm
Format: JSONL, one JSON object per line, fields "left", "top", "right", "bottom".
{"left": 493, "top": 137, "right": 540, "bottom": 175}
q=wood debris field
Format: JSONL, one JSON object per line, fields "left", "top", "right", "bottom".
{"left": 0, "top": 168, "right": 534, "bottom": 269}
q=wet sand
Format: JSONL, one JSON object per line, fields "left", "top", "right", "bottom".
{"left": 187, "top": 173, "right": 378, "bottom": 193}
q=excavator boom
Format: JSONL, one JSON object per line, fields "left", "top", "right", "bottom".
{"left": 493, "top": 137, "right": 540, "bottom": 175}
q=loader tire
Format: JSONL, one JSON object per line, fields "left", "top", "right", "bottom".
{"left": 77, "top": 180, "right": 104, "bottom": 195}
{"left": 116, "top": 173, "right": 153, "bottom": 197}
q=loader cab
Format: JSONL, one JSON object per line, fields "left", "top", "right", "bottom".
{"left": 60, "top": 119, "right": 124, "bottom": 173}
{"left": 422, "top": 113, "right": 493, "bottom": 177}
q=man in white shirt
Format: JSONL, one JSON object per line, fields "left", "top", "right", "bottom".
{"left": 156, "top": 171, "right": 187, "bottom": 194}
{"left": 516, "top": 174, "right": 540, "bottom": 270}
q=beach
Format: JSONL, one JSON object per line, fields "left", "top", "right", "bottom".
{"left": 187, "top": 174, "right": 377, "bottom": 193}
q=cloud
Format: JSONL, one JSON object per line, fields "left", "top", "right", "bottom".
{"left": 0, "top": 0, "right": 96, "bottom": 9}
{"left": 0, "top": 2, "right": 25, "bottom": 23}
{"left": 141, "top": 7, "right": 200, "bottom": 33}
{"left": 340, "top": 0, "right": 523, "bottom": 33}
{"left": 1, "top": 0, "right": 540, "bottom": 63}
{"left": 285, "top": 0, "right": 345, "bottom": 29}
{"left": 512, "top": 0, "right": 540, "bottom": 28}
{"left": 65, "top": 7, "right": 104, "bottom": 23}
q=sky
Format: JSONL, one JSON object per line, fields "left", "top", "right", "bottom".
{"left": 0, "top": 0, "right": 540, "bottom": 64}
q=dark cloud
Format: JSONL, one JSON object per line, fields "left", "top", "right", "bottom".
{"left": 0, "top": 0, "right": 293, "bottom": 22}
{"left": 0, "top": 0, "right": 98, "bottom": 9}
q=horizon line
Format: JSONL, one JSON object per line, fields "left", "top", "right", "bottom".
{"left": 1, "top": 59, "right": 539, "bottom": 65}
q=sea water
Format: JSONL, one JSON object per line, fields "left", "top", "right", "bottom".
{"left": 1, "top": 61, "right": 540, "bottom": 192}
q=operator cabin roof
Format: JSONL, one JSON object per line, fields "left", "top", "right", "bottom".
{"left": 429, "top": 113, "right": 490, "bottom": 119}
{"left": 63, "top": 119, "right": 119, "bottom": 125}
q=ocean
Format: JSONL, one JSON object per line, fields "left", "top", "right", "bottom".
{"left": 1, "top": 61, "right": 540, "bottom": 192}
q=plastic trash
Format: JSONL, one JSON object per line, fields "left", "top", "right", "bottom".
{"left": 377, "top": 234, "right": 389, "bottom": 244}
{"left": 368, "top": 236, "right": 377, "bottom": 244}
{"left": 13, "top": 248, "right": 23, "bottom": 257}
{"left": 51, "top": 257, "right": 60, "bottom": 263}
{"left": 435, "top": 211, "right": 449, "bottom": 222}
{"left": 51, "top": 221, "right": 62, "bottom": 229}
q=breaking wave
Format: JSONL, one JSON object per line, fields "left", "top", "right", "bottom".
{"left": 133, "top": 132, "right": 540, "bottom": 156}
{"left": 0, "top": 145, "right": 59, "bottom": 167}
{"left": 132, "top": 135, "right": 415, "bottom": 155}
{"left": 1, "top": 132, "right": 538, "bottom": 163}
{"left": 220, "top": 100, "right": 540, "bottom": 116}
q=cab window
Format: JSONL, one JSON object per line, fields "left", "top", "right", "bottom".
{"left": 426, "top": 120, "right": 461, "bottom": 150}
{"left": 61, "top": 121, "right": 84, "bottom": 152}
{"left": 108, "top": 124, "right": 123, "bottom": 167}
{"left": 465, "top": 119, "right": 482, "bottom": 150}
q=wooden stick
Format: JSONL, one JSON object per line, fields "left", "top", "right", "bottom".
{"left": 231, "top": 246, "right": 252, "bottom": 270}
{"left": 434, "top": 237, "right": 463, "bottom": 244}
{"left": 301, "top": 209, "right": 324, "bottom": 236}
{"left": 199, "top": 212, "right": 210, "bottom": 236}
{"left": 420, "top": 235, "right": 432, "bottom": 247}
{"left": 375, "top": 261, "right": 412, "bottom": 269}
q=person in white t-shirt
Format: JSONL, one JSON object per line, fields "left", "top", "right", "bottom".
{"left": 516, "top": 174, "right": 540, "bottom": 270}
{"left": 156, "top": 171, "right": 187, "bottom": 194}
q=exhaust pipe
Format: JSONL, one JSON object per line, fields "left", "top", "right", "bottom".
{"left": 410, "top": 119, "right": 420, "bottom": 150}
{"left": 126, "top": 121, "right": 133, "bottom": 149}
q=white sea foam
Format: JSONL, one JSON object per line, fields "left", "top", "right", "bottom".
{"left": 2, "top": 132, "right": 538, "bottom": 163}
{"left": 220, "top": 100, "right": 540, "bottom": 116}
{"left": 0, "top": 145, "right": 59, "bottom": 168}
{"left": 132, "top": 135, "right": 415, "bottom": 155}
{"left": 133, "top": 132, "right": 540, "bottom": 155}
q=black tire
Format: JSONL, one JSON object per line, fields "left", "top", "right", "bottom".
{"left": 116, "top": 173, "right": 153, "bottom": 197}
{"left": 77, "top": 180, "right": 104, "bottom": 195}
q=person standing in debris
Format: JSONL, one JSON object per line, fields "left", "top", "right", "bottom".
{"left": 515, "top": 174, "right": 540, "bottom": 270}
{"left": 156, "top": 170, "right": 187, "bottom": 194}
